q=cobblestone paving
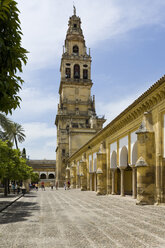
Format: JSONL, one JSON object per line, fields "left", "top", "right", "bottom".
{"left": 0, "top": 189, "right": 165, "bottom": 248}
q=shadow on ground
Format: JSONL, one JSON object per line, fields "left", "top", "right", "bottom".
{"left": 0, "top": 199, "right": 40, "bottom": 225}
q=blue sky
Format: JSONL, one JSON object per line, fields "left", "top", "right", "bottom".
{"left": 11, "top": 0, "right": 165, "bottom": 159}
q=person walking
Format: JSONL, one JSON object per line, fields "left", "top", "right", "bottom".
{"left": 55, "top": 181, "right": 58, "bottom": 190}
{"left": 50, "top": 182, "right": 54, "bottom": 190}
{"left": 67, "top": 180, "right": 70, "bottom": 190}
{"left": 64, "top": 182, "right": 66, "bottom": 190}
{"left": 41, "top": 181, "right": 45, "bottom": 191}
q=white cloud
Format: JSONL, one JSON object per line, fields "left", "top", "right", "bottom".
{"left": 17, "top": 0, "right": 165, "bottom": 70}
{"left": 23, "top": 122, "right": 56, "bottom": 141}
{"left": 11, "top": 86, "right": 58, "bottom": 122}
{"left": 17, "top": 122, "right": 57, "bottom": 159}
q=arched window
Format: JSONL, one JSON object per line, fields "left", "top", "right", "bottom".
{"left": 83, "top": 69, "right": 88, "bottom": 79}
{"left": 48, "top": 174, "right": 55, "bottom": 179}
{"left": 40, "top": 173, "right": 46, "bottom": 179}
{"left": 65, "top": 68, "right": 71, "bottom": 78}
{"left": 73, "top": 45, "right": 79, "bottom": 55}
{"left": 74, "top": 64, "right": 80, "bottom": 79}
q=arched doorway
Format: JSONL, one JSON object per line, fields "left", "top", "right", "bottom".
{"left": 120, "top": 146, "right": 132, "bottom": 195}
{"left": 48, "top": 173, "right": 55, "bottom": 179}
{"left": 40, "top": 173, "right": 46, "bottom": 179}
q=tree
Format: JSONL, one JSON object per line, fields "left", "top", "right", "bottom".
{"left": 31, "top": 172, "right": 40, "bottom": 184}
{"left": 0, "top": 112, "right": 13, "bottom": 140}
{"left": 5, "top": 122, "right": 26, "bottom": 149}
{"left": 0, "top": 139, "right": 33, "bottom": 196}
{"left": 0, "top": 0, "right": 28, "bottom": 114}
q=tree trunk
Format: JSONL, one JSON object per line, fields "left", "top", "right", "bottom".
{"left": 4, "top": 178, "right": 8, "bottom": 197}
{"left": 14, "top": 136, "right": 18, "bottom": 149}
{"left": 8, "top": 179, "right": 10, "bottom": 194}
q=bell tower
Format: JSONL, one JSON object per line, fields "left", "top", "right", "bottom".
{"left": 55, "top": 7, "right": 106, "bottom": 186}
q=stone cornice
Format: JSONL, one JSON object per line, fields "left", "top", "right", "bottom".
{"left": 68, "top": 75, "right": 165, "bottom": 162}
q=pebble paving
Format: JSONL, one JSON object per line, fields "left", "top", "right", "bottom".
{"left": 0, "top": 188, "right": 165, "bottom": 248}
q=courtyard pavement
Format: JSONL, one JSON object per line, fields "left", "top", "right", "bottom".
{"left": 0, "top": 188, "right": 165, "bottom": 248}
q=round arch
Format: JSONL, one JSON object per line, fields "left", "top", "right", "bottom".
{"left": 40, "top": 173, "right": 46, "bottom": 179}
{"left": 73, "top": 45, "right": 79, "bottom": 55}
{"left": 110, "top": 151, "right": 117, "bottom": 169}
{"left": 48, "top": 173, "right": 55, "bottom": 179}
{"left": 120, "top": 146, "right": 128, "bottom": 168}
{"left": 74, "top": 64, "right": 80, "bottom": 79}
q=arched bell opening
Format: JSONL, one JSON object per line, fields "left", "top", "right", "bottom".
{"left": 74, "top": 64, "right": 80, "bottom": 79}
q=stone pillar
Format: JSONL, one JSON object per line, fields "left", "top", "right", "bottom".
{"left": 76, "top": 174, "right": 80, "bottom": 188}
{"left": 65, "top": 166, "right": 70, "bottom": 186}
{"left": 111, "top": 169, "right": 116, "bottom": 195}
{"left": 136, "top": 112, "right": 156, "bottom": 205}
{"left": 120, "top": 168, "right": 125, "bottom": 197}
{"left": 132, "top": 166, "right": 137, "bottom": 199}
{"left": 70, "top": 165, "right": 76, "bottom": 189}
{"left": 96, "top": 150, "right": 107, "bottom": 196}
{"left": 80, "top": 161, "right": 87, "bottom": 191}
{"left": 89, "top": 172, "right": 93, "bottom": 191}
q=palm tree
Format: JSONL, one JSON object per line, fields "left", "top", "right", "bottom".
{"left": 0, "top": 113, "right": 26, "bottom": 149}
{"left": 7, "top": 122, "right": 26, "bottom": 149}
{"left": 0, "top": 113, "right": 13, "bottom": 140}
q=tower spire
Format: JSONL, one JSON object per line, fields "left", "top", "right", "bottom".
{"left": 73, "top": 3, "right": 76, "bottom": 16}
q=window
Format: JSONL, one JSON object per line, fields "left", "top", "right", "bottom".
{"left": 65, "top": 68, "right": 71, "bottom": 78}
{"left": 74, "top": 24, "right": 77, "bottom": 28}
{"left": 66, "top": 63, "right": 70, "bottom": 66}
{"left": 83, "top": 64, "right": 88, "bottom": 68}
{"left": 73, "top": 45, "right": 79, "bottom": 55}
{"left": 74, "top": 64, "right": 80, "bottom": 79}
{"left": 83, "top": 69, "right": 88, "bottom": 79}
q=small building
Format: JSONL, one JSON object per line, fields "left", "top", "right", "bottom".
{"left": 28, "top": 160, "right": 56, "bottom": 187}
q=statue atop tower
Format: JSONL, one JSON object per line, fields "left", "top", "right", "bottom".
{"left": 55, "top": 9, "right": 106, "bottom": 186}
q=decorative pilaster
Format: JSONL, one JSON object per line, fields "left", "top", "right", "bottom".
{"left": 136, "top": 112, "right": 156, "bottom": 205}
{"left": 96, "top": 142, "right": 107, "bottom": 195}
{"left": 70, "top": 164, "right": 76, "bottom": 188}
{"left": 80, "top": 160, "right": 87, "bottom": 191}
{"left": 65, "top": 165, "right": 70, "bottom": 185}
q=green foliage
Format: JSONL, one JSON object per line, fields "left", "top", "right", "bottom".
{"left": 31, "top": 172, "right": 40, "bottom": 183}
{"left": 0, "top": 139, "right": 32, "bottom": 181}
{"left": 0, "top": 0, "right": 28, "bottom": 114}
{"left": 0, "top": 113, "right": 26, "bottom": 148}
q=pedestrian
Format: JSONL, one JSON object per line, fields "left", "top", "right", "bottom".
{"left": 17, "top": 184, "right": 20, "bottom": 194}
{"left": 64, "top": 182, "right": 66, "bottom": 190}
{"left": 55, "top": 181, "right": 58, "bottom": 190}
{"left": 35, "top": 183, "right": 38, "bottom": 191}
{"left": 50, "top": 182, "right": 54, "bottom": 190}
{"left": 41, "top": 181, "right": 45, "bottom": 191}
{"left": 67, "top": 180, "right": 70, "bottom": 190}
{"left": 12, "top": 183, "right": 15, "bottom": 194}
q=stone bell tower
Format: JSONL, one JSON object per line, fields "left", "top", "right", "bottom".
{"left": 55, "top": 6, "right": 106, "bottom": 186}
